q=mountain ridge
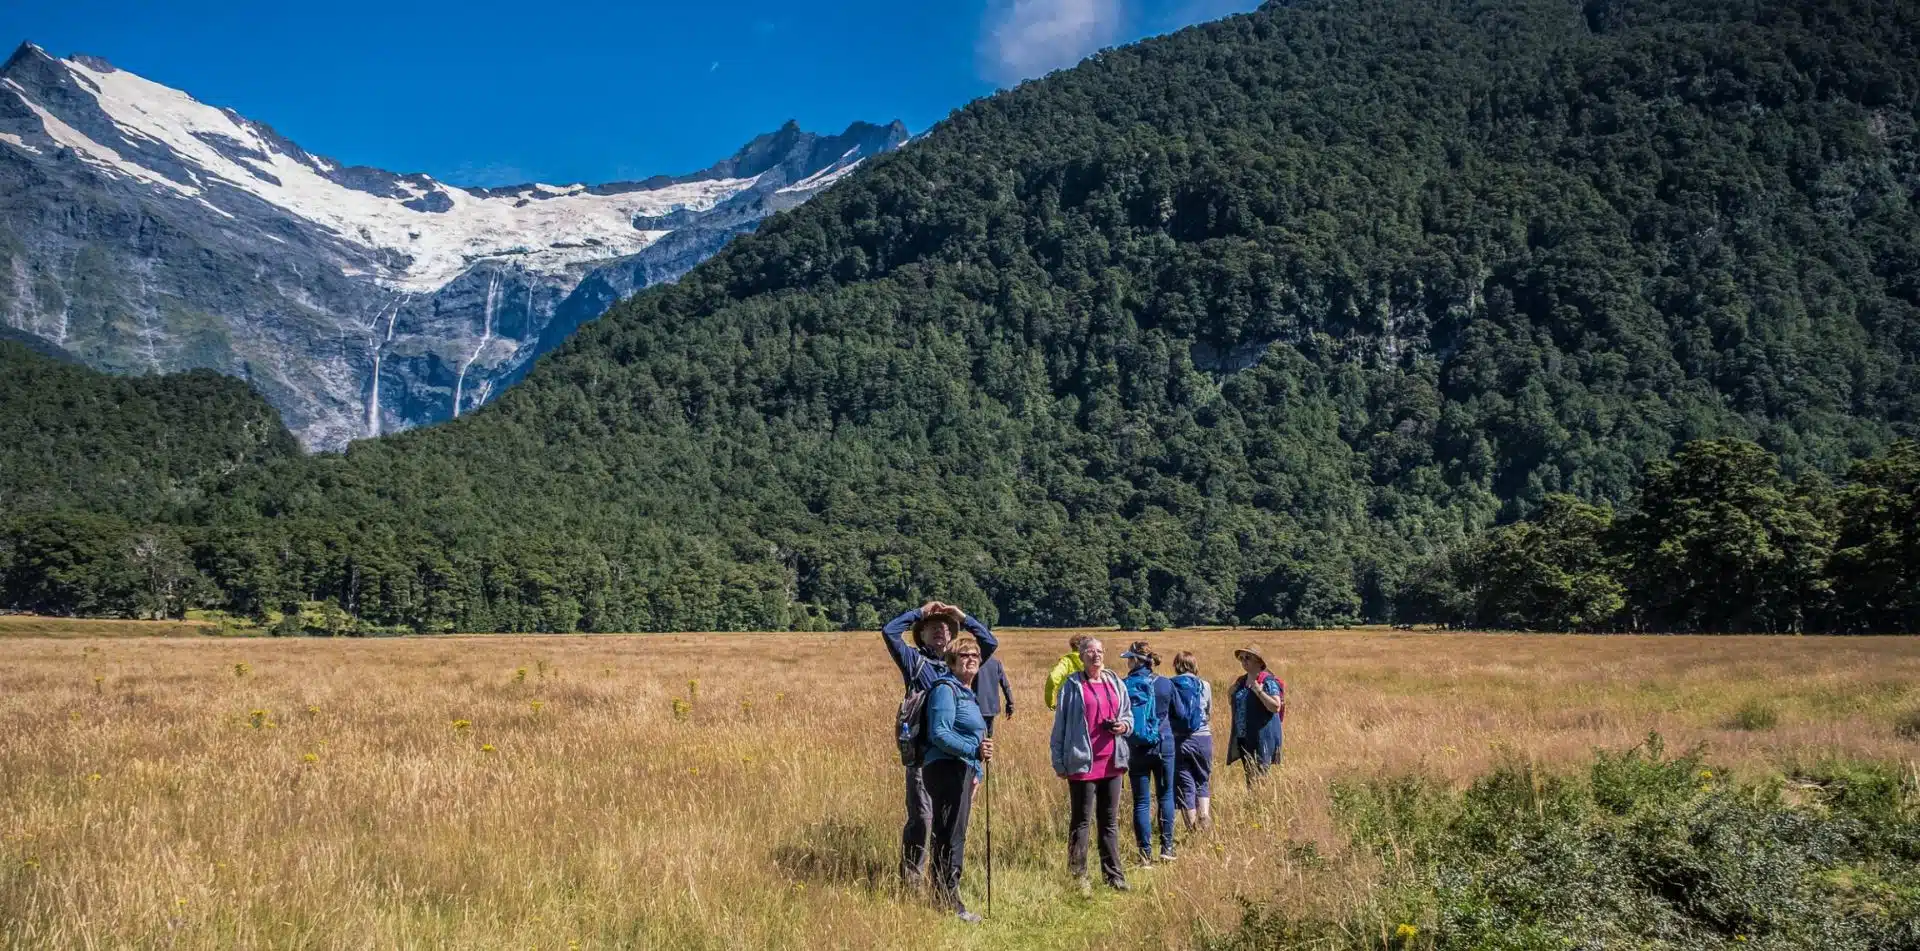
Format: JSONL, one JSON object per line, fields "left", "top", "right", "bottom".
{"left": 0, "top": 41, "right": 907, "bottom": 448}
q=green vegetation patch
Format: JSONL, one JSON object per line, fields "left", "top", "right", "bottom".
{"left": 1210, "top": 737, "right": 1920, "bottom": 950}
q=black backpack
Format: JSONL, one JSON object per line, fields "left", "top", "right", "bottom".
{"left": 895, "top": 674, "right": 959, "bottom": 767}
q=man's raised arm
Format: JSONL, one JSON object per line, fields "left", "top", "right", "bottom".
{"left": 960, "top": 612, "right": 999, "bottom": 665}
{"left": 881, "top": 607, "right": 931, "bottom": 690}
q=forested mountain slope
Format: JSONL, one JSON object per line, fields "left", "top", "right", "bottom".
{"left": 18, "top": 0, "right": 1920, "bottom": 631}
{"left": 1, "top": 340, "right": 298, "bottom": 522}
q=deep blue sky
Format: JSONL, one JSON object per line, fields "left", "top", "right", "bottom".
{"left": 2, "top": 0, "right": 1260, "bottom": 186}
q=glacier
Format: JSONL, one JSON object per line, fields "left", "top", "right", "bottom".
{"left": 0, "top": 42, "right": 907, "bottom": 449}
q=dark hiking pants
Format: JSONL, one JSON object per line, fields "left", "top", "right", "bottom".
{"left": 923, "top": 758, "right": 975, "bottom": 912}
{"left": 1066, "top": 775, "right": 1126, "bottom": 885}
{"left": 901, "top": 764, "right": 932, "bottom": 884}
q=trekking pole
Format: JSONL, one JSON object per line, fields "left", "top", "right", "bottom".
{"left": 985, "top": 719, "right": 994, "bottom": 920}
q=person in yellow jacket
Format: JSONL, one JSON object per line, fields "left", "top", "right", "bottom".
{"left": 1045, "top": 634, "right": 1092, "bottom": 709}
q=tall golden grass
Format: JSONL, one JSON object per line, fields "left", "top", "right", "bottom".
{"left": 2, "top": 630, "right": 1916, "bottom": 949}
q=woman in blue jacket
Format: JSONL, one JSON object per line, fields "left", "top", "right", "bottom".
{"left": 1226, "top": 645, "right": 1285, "bottom": 783}
{"left": 1121, "top": 641, "right": 1189, "bottom": 863}
{"left": 923, "top": 635, "right": 995, "bottom": 923}
{"left": 881, "top": 601, "right": 997, "bottom": 887}
{"left": 1169, "top": 651, "right": 1214, "bottom": 831}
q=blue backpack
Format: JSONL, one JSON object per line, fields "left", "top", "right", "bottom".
{"left": 1171, "top": 674, "right": 1209, "bottom": 735}
{"left": 1124, "top": 672, "right": 1162, "bottom": 747}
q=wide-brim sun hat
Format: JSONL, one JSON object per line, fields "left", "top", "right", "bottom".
{"left": 913, "top": 605, "right": 966, "bottom": 637}
{"left": 1233, "top": 645, "right": 1269, "bottom": 670}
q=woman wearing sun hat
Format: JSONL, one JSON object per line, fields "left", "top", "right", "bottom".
{"left": 922, "top": 635, "right": 994, "bottom": 923}
{"left": 1225, "top": 645, "right": 1285, "bottom": 783}
{"left": 881, "top": 601, "right": 997, "bottom": 887}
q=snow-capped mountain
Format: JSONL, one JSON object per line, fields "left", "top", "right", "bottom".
{"left": 0, "top": 42, "right": 907, "bottom": 449}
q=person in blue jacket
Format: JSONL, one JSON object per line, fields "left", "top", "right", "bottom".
{"left": 1169, "top": 651, "right": 1215, "bottom": 831}
{"left": 973, "top": 653, "right": 1015, "bottom": 732}
{"left": 923, "top": 636, "right": 995, "bottom": 923}
{"left": 1121, "top": 641, "right": 1189, "bottom": 864}
{"left": 1226, "top": 645, "right": 1285, "bottom": 783}
{"left": 881, "top": 600, "right": 998, "bottom": 887}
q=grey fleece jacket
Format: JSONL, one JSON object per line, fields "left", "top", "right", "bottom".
{"left": 1049, "top": 669, "right": 1134, "bottom": 777}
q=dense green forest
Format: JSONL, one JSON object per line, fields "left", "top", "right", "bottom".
{"left": 1398, "top": 437, "right": 1919, "bottom": 633}
{"left": 3, "top": 0, "right": 1918, "bottom": 632}
{"left": 0, "top": 339, "right": 297, "bottom": 618}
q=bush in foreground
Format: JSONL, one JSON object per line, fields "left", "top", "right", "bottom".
{"left": 1209, "top": 736, "right": 1920, "bottom": 950}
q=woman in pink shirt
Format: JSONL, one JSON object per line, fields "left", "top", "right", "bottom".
{"left": 1048, "top": 637, "right": 1134, "bottom": 893}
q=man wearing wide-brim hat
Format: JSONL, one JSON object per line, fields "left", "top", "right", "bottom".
{"left": 1226, "top": 645, "right": 1285, "bottom": 783}
{"left": 880, "top": 600, "right": 999, "bottom": 887}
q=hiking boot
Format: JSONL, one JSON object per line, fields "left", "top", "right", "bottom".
{"left": 1159, "top": 848, "right": 1177, "bottom": 862}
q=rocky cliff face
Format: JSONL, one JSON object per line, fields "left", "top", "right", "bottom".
{"left": 0, "top": 42, "right": 907, "bottom": 449}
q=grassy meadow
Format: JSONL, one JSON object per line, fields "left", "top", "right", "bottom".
{"left": 2, "top": 629, "right": 1917, "bottom": 950}
{"left": 0, "top": 614, "right": 219, "bottom": 638}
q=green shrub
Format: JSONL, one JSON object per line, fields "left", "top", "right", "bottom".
{"left": 1205, "top": 736, "right": 1920, "bottom": 951}
{"left": 1730, "top": 700, "right": 1781, "bottom": 731}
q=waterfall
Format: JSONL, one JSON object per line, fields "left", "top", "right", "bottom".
{"left": 364, "top": 294, "right": 408, "bottom": 438}
{"left": 452, "top": 270, "right": 500, "bottom": 419}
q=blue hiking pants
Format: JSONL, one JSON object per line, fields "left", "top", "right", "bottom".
{"left": 1128, "top": 745, "right": 1175, "bottom": 856}
{"left": 1174, "top": 734, "right": 1214, "bottom": 808}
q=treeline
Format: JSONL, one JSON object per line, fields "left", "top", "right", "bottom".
{"left": 1398, "top": 439, "right": 1920, "bottom": 633}
{"left": 3, "top": 0, "right": 1919, "bottom": 633}
{"left": 4, "top": 435, "right": 1913, "bottom": 633}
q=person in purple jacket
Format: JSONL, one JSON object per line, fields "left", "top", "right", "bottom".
{"left": 881, "top": 600, "right": 998, "bottom": 889}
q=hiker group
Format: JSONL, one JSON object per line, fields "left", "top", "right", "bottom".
{"left": 885, "top": 601, "right": 1286, "bottom": 922}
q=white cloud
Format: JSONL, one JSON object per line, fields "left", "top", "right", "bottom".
{"left": 978, "top": 0, "right": 1127, "bottom": 87}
